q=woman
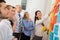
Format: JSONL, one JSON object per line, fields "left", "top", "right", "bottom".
{"left": 20, "top": 12, "right": 34, "bottom": 40}
{"left": 32, "top": 10, "right": 50, "bottom": 40}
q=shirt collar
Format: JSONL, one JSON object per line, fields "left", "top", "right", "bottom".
{"left": 16, "top": 12, "right": 21, "bottom": 17}
{"left": 24, "top": 19, "right": 31, "bottom": 22}
{"left": 1, "top": 19, "right": 10, "bottom": 24}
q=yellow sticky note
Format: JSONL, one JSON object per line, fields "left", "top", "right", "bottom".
{"left": 42, "top": 26, "right": 47, "bottom": 32}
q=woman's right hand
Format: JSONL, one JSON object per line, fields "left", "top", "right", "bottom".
{"left": 13, "top": 16, "right": 17, "bottom": 22}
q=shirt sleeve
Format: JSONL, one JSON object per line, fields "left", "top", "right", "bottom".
{"left": 28, "top": 21, "right": 34, "bottom": 31}
{"left": 0, "top": 28, "right": 3, "bottom": 40}
{"left": 0, "top": 25, "right": 4, "bottom": 40}
{"left": 36, "top": 14, "right": 48, "bottom": 25}
{"left": 22, "top": 20, "right": 34, "bottom": 31}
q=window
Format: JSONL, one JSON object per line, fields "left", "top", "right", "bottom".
{"left": 21, "top": 0, "right": 27, "bottom": 10}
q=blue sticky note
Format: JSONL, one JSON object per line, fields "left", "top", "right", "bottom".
{"left": 54, "top": 36, "right": 59, "bottom": 40}
{"left": 57, "top": 12, "right": 60, "bottom": 22}
{"left": 54, "top": 24, "right": 59, "bottom": 35}
{"left": 50, "top": 32, "right": 54, "bottom": 40}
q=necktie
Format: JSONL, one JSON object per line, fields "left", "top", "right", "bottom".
{"left": 18, "top": 14, "right": 22, "bottom": 32}
{"left": 19, "top": 14, "right": 20, "bottom": 17}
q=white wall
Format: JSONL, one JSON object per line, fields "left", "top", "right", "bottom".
{"left": 5, "top": 0, "right": 21, "bottom": 7}
{"left": 5, "top": 0, "right": 52, "bottom": 21}
{"left": 26, "top": 0, "right": 46, "bottom": 21}
{"left": 26, "top": 0, "right": 52, "bottom": 22}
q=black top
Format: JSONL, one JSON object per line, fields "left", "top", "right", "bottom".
{"left": 9, "top": 20, "right": 13, "bottom": 27}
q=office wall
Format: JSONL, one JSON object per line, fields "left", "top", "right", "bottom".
{"left": 26, "top": 0, "right": 52, "bottom": 21}
{"left": 5, "top": 0, "right": 21, "bottom": 7}
{"left": 5, "top": 0, "right": 52, "bottom": 21}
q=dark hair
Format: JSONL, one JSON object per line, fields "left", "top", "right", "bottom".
{"left": 41, "top": 23, "right": 44, "bottom": 26}
{"left": 0, "top": 7, "right": 1, "bottom": 14}
{"left": 0, "top": 3, "right": 2, "bottom": 14}
{"left": 0, "top": 3, "right": 1, "bottom": 7}
{"left": 23, "top": 12, "right": 28, "bottom": 19}
{"left": 34, "top": 10, "right": 41, "bottom": 23}
{"left": 12, "top": 6, "right": 15, "bottom": 9}
{"left": 0, "top": 10, "right": 1, "bottom": 14}
{"left": 0, "top": 0, "right": 6, "bottom": 3}
{"left": 6, "top": 5, "right": 15, "bottom": 10}
{"left": 6, "top": 5, "right": 11, "bottom": 10}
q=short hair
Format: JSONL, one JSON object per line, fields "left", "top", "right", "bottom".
{"left": 16, "top": 5, "right": 21, "bottom": 6}
{"left": 16, "top": 5, "right": 21, "bottom": 8}
{"left": 6, "top": 5, "right": 11, "bottom": 10}
{"left": 0, "top": 0, "right": 6, "bottom": 3}
{"left": 12, "top": 6, "right": 15, "bottom": 9}
{"left": 0, "top": 3, "right": 2, "bottom": 14}
{"left": 0, "top": 3, "right": 1, "bottom": 7}
{"left": 6, "top": 5, "right": 15, "bottom": 10}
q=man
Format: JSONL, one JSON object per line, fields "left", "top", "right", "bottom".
{"left": 0, "top": 1, "right": 12, "bottom": 40}
{"left": 13, "top": 5, "right": 22, "bottom": 40}
{"left": 0, "top": 1, "right": 8, "bottom": 19}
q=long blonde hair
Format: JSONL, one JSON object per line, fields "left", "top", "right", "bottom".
{"left": 23, "top": 12, "right": 28, "bottom": 19}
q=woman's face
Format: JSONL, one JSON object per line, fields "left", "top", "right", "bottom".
{"left": 25, "top": 13, "right": 29, "bottom": 19}
{"left": 8, "top": 7, "right": 16, "bottom": 18}
{"left": 36, "top": 12, "right": 42, "bottom": 19}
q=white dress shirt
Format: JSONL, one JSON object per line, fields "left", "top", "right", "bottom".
{"left": 14, "top": 12, "right": 22, "bottom": 33}
{"left": 35, "top": 14, "right": 48, "bottom": 37}
{"left": 0, "top": 19, "right": 12, "bottom": 40}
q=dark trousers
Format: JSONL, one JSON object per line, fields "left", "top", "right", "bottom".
{"left": 20, "top": 33, "right": 30, "bottom": 40}
{"left": 13, "top": 33, "right": 20, "bottom": 40}
{"left": 32, "top": 35, "right": 42, "bottom": 40}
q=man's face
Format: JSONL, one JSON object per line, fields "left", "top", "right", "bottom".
{"left": 0, "top": 2, "right": 8, "bottom": 17}
{"left": 16, "top": 5, "right": 22, "bottom": 13}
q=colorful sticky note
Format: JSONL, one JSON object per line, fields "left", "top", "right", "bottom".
{"left": 57, "top": 12, "right": 60, "bottom": 22}
{"left": 50, "top": 32, "right": 54, "bottom": 40}
{"left": 54, "top": 24, "right": 59, "bottom": 35}
{"left": 54, "top": 36, "right": 59, "bottom": 40}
